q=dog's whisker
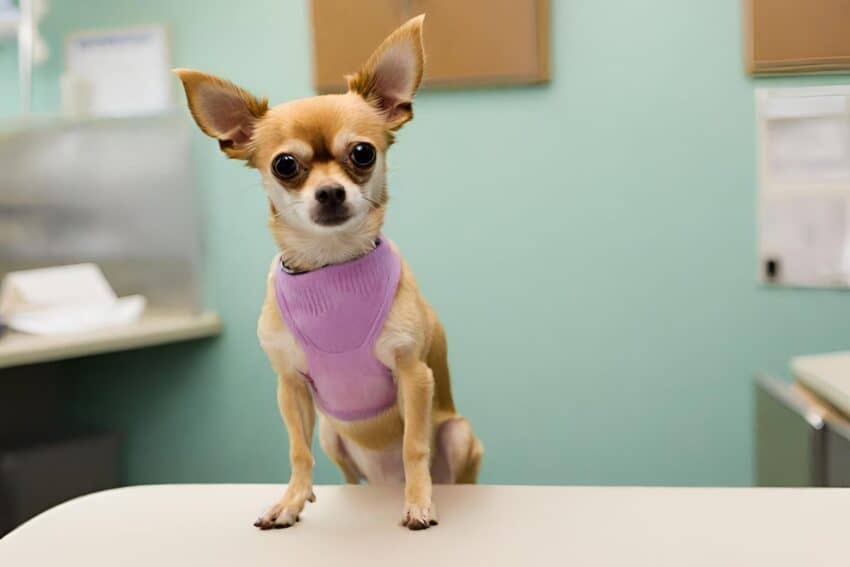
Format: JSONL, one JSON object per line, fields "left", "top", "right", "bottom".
{"left": 269, "top": 202, "right": 300, "bottom": 218}
{"left": 362, "top": 196, "right": 382, "bottom": 209}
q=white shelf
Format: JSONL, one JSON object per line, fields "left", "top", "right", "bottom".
{"left": 792, "top": 351, "right": 850, "bottom": 419}
{"left": 0, "top": 311, "right": 221, "bottom": 370}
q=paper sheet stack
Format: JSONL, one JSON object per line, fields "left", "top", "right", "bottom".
{"left": 0, "top": 263, "right": 145, "bottom": 335}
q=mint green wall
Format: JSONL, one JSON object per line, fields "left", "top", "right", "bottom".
{"left": 3, "top": 1, "right": 850, "bottom": 486}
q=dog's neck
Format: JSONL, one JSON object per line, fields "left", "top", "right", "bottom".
{"left": 269, "top": 210, "right": 385, "bottom": 273}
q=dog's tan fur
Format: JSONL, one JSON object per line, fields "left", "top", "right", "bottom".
{"left": 175, "top": 15, "right": 482, "bottom": 531}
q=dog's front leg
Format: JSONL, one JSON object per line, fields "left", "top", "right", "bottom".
{"left": 254, "top": 372, "right": 316, "bottom": 529}
{"left": 397, "top": 355, "right": 437, "bottom": 529}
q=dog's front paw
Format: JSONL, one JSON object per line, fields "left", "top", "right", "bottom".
{"left": 254, "top": 486, "right": 316, "bottom": 530}
{"left": 401, "top": 500, "right": 438, "bottom": 530}
{"left": 254, "top": 504, "right": 299, "bottom": 530}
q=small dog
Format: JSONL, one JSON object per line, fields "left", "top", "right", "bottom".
{"left": 175, "top": 15, "right": 482, "bottom": 530}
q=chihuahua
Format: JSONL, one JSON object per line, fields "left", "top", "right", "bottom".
{"left": 175, "top": 15, "right": 482, "bottom": 530}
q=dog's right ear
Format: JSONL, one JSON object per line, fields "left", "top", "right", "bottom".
{"left": 173, "top": 68, "right": 268, "bottom": 161}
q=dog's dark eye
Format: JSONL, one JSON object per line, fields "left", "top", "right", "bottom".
{"left": 272, "top": 153, "right": 300, "bottom": 180}
{"left": 350, "top": 143, "right": 376, "bottom": 168}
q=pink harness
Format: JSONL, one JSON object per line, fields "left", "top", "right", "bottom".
{"left": 273, "top": 238, "right": 401, "bottom": 421}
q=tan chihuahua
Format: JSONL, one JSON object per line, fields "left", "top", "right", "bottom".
{"left": 175, "top": 15, "right": 482, "bottom": 531}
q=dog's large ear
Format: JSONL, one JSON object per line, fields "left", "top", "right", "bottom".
{"left": 347, "top": 14, "right": 425, "bottom": 130}
{"left": 173, "top": 68, "right": 268, "bottom": 160}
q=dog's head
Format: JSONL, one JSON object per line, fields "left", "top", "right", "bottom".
{"left": 175, "top": 16, "right": 424, "bottom": 266}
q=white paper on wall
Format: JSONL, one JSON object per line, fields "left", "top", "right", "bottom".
{"left": 756, "top": 86, "right": 850, "bottom": 288}
{"left": 65, "top": 25, "right": 173, "bottom": 117}
{"left": 767, "top": 116, "right": 850, "bottom": 184}
{"left": 759, "top": 193, "right": 850, "bottom": 286}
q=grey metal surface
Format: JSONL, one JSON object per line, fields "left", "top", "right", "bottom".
{"left": 754, "top": 374, "right": 825, "bottom": 486}
{"left": 0, "top": 114, "right": 203, "bottom": 312}
{"left": 825, "top": 418, "right": 850, "bottom": 487}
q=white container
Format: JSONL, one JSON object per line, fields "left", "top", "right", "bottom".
{"left": 60, "top": 73, "right": 93, "bottom": 118}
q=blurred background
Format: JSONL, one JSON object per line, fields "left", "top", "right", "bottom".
{"left": 2, "top": 0, "right": 850, "bottom": 535}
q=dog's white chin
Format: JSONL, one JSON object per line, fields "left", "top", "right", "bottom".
{"left": 289, "top": 217, "right": 379, "bottom": 268}
{"left": 300, "top": 206, "right": 370, "bottom": 234}
{"left": 308, "top": 216, "right": 355, "bottom": 233}
{"left": 270, "top": 195, "right": 379, "bottom": 268}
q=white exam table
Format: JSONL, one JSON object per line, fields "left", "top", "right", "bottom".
{"left": 0, "top": 484, "right": 845, "bottom": 566}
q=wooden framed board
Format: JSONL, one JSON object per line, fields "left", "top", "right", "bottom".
{"left": 310, "top": 0, "right": 550, "bottom": 92}
{"left": 744, "top": 0, "right": 850, "bottom": 74}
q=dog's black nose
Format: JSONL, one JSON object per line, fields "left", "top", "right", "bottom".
{"left": 315, "top": 185, "right": 346, "bottom": 206}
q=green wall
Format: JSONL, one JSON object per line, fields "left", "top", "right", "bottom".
{"left": 3, "top": 1, "right": 850, "bottom": 486}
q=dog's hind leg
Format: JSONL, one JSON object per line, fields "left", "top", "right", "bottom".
{"left": 319, "top": 415, "right": 363, "bottom": 484}
{"left": 431, "top": 416, "right": 483, "bottom": 484}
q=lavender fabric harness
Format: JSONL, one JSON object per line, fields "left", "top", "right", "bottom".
{"left": 274, "top": 238, "right": 402, "bottom": 421}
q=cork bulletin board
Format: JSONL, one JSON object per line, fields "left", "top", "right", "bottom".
{"left": 310, "top": 0, "right": 550, "bottom": 92}
{"left": 744, "top": 0, "right": 850, "bottom": 74}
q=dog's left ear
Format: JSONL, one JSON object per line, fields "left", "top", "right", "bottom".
{"left": 347, "top": 14, "right": 425, "bottom": 130}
